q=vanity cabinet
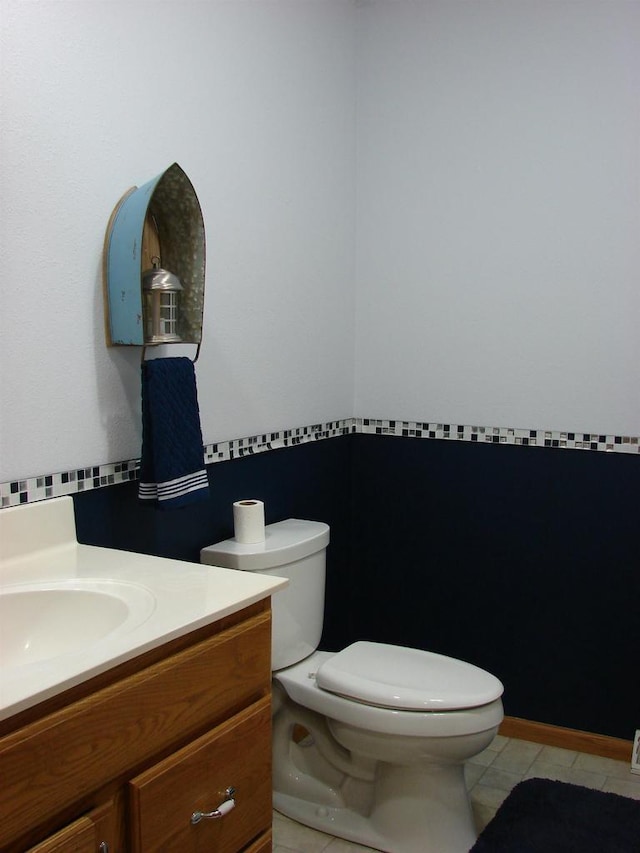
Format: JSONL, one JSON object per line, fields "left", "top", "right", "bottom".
{"left": 0, "top": 600, "right": 273, "bottom": 853}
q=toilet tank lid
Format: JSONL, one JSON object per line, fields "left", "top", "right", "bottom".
{"left": 200, "top": 518, "right": 330, "bottom": 571}
{"left": 316, "top": 641, "right": 504, "bottom": 711}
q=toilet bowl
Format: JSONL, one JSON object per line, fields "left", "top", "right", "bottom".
{"left": 201, "top": 519, "right": 504, "bottom": 853}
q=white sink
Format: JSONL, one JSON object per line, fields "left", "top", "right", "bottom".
{"left": 0, "top": 496, "right": 286, "bottom": 720}
{"left": 0, "top": 579, "right": 156, "bottom": 667}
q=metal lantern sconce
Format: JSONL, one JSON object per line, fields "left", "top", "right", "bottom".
{"left": 142, "top": 256, "right": 183, "bottom": 343}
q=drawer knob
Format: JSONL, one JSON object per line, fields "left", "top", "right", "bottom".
{"left": 191, "top": 787, "right": 236, "bottom": 825}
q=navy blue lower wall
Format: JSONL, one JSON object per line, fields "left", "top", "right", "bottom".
{"left": 342, "top": 434, "right": 639, "bottom": 742}
{"left": 73, "top": 433, "right": 639, "bottom": 741}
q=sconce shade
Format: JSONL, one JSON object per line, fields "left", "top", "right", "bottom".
{"left": 142, "top": 260, "right": 183, "bottom": 294}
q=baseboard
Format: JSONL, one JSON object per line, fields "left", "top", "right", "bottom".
{"left": 499, "top": 716, "right": 633, "bottom": 763}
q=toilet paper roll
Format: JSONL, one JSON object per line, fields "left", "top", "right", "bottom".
{"left": 233, "top": 499, "right": 265, "bottom": 544}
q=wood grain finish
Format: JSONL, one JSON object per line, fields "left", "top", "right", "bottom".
{"left": 129, "top": 696, "right": 272, "bottom": 852}
{"left": 23, "top": 800, "right": 117, "bottom": 853}
{"left": 242, "top": 830, "right": 273, "bottom": 853}
{"left": 0, "top": 608, "right": 271, "bottom": 850}
{"left": 24, "top": 818, "right": 96, "bottom": 853}
{"left": 500, "top": 716, "right": 633, "bottom": 762}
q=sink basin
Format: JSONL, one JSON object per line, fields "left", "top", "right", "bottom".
{"left": 0, "top": 579, "right": 156, "bottom": 667}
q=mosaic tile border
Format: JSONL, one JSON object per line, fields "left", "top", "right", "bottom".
{"left": 203, "top": 419, "right": 355, "bottom": 465}
{"left": 0, "top": 420, "right": 355, "bottom": 509}
{"left": 1, "top": 417, "right": 637, "bottom": 508}
{"left": 357, "top": 418, "right": 640, "bottom": 453}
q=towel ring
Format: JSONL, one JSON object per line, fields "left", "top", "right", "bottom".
{"left": 141, "top": 343, "right": 201, "bottom": 364}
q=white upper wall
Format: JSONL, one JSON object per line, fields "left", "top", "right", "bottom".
{"left": 1, "top": 1, "right": 638, "bottom": 484}
{"left": 355, "top": 0, "right": 640, "bottom": 435}
{"left": 0, "top": 0, "right": 357, "bottom": 482}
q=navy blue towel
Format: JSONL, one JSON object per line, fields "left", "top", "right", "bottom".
{"left": 138, "top": 357, "right": 209, "bottom": 509}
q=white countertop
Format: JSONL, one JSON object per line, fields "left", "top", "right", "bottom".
{"left": 0, "top": 498, "right": 287, "bottom": 721}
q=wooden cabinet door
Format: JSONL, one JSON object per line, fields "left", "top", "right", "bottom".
{"left": 129, "top": 696, "right": 271, "bottom": 853}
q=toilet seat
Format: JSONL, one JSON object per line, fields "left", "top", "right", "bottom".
{"left": 275, "top": 650, "right": 504, "bottom": 738}
{"left": 316, "top": 641, "right": 503, "bottom": 711}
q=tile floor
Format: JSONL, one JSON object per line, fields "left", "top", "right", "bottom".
{"left": 272, "top": 735, "right": 640, "bottom": 852}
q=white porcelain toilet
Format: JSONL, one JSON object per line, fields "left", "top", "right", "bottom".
{"left": 201, "top": 519, "right": 504, "bottom": 853}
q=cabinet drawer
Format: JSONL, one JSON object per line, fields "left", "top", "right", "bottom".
{"left": 129, "top": 696, "right": 272, "bottom": 853}
{"left": 25, "top": 818, "right": 95, "bottom": 853}
{"left": 24, "top": 800, "right": 116, "bottom": 853}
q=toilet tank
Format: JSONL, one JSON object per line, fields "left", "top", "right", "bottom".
{"left": 200, "top": 519, "right": 330, "bottom": 671}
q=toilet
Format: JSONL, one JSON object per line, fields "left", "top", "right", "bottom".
{"left": 201, "top": 519, "right": 504, "bottom": 853}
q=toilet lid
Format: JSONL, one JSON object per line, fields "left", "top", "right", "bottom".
{"left": 316, "top": 641, "right": 503, "bottom": 711}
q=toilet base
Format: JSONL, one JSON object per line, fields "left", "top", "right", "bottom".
{"left": 275, "top": 760, "right": 478, "bottom": 853}
{"left": 275, "top": 792, "right": 390, "bottom": 852}
{"left": 272, "top": 679, "right": 487, "bottom": 852}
